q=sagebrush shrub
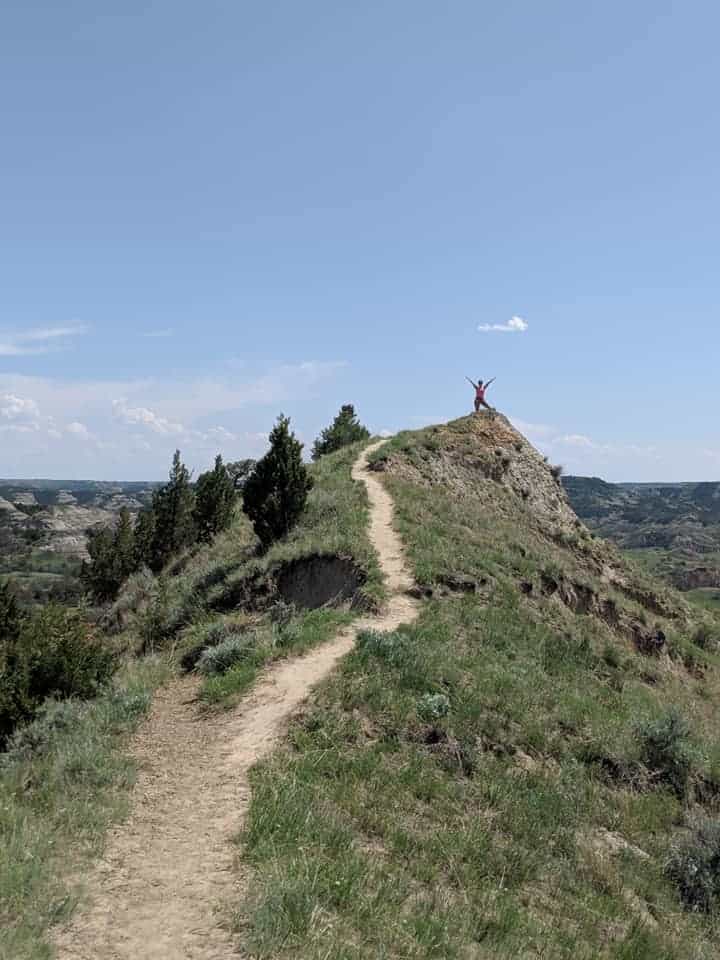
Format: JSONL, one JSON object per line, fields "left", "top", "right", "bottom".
{"left": 417, "top": 693, "right": 451, "bottom": 721}
{"left": 637, "top": 709, "right": 695, "bottom": 798}
{"left": 197, "top": 633, "right": 255, "bottom": 675}
{"left": 356, "top": 629, "right": 411, "bottom": 666}
{"left": 666, "top": 819, "right": 720, "bottom": 913}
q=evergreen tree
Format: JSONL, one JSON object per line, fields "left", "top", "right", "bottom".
{"left": 194, "top": 454, "right": 236, "bottom": 542}
{"left": 312, "top": 404, "right": 370, "bottom": 460}
{"left": 81, "top": 508, "right": 138, "bottom": 603}
{"left": 226, "top": 458, "right": 257, "bottom": 491}
{"left": 81, "top": 525, "right": 117, "bottom": 602}
{"left": 149, "top": 450, "right": 197, "bottom": 570}
{"left": 0, "top": 579, "right": 21, "bottom": 643}
{"left": 114, "top": 507, "right": 136, "bottom": 581}
{"left": 242, "top": 415, "right": 313, "bottom": 548}
{"left": 133, "top": 507, "right": 156, "bottom": 568}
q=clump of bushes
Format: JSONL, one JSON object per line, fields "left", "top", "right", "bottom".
{"left": 197, "top": 633, "right": 255, "bottom": 676}
{"left": 356, "top": 629, "right": 411, "bottom": 667}
{"left": 636, "top": 709, "right": 696, "bottom": 798}
{"left": 1, "top": 585, "right": 115, "bottom": 748}
{"left": 666, "top": 818, "right": 720, "bottom": 913}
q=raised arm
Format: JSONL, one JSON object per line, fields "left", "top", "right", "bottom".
{"left": 465, "top": 376, "right": 478, "bottom": 389}
{"left": 485, "top": 377, "right": 496, "bottom": 389}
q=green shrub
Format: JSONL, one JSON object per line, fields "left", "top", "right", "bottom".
{"left": 417, "top": 692, "right": 451, "bottom": 721}
{"left": 637, "top": 709, "right": 695, "bottom": 798}
{"left": 1, "top": 698, "right": 88, "bottom": 763}
{"left": 356, "top": 629, "right": 411, "bottom": 666}
{"left": 1, "top": 605, "right": 115, "bottom": 748}
{"left": 197, "top": 633, "right": 255, "bottom": 676}
{"left": 666, "top": 818, "right": 720, "bottom": 913}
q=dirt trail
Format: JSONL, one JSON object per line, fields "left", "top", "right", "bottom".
{"left": 53, "top": 441, "right": 417, "bottom": 960}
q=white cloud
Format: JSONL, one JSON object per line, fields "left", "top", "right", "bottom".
{"left": 557, "top": 433, "right": 596, "bottom": 448}
{"left": 142, "top": 328, "right": 174, "bottom": 338}
{"left": 65, "top": 421, "right": 90, "bottom": 438}
{"left": 112, "top": 398, "right": 184, "bottom": 435}
{"left": 478, "top": 315, "right": 528, "bottom": 334}
{"left": 379, "top": 429, "right": 393, "bottom": 438}
{"left": 0, "top": 360, "right": 345, "bottom": 478}
{"left": 0, "top": 393, "right": 40, "bottom": 420}
{"left": 0, "top": 324, "right": 89, "bottom": 356}
{"left": 203, "top": 426, "right": 237, "bottom": 443}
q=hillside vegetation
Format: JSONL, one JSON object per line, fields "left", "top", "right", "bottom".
{"left": 1, "top": 437, "right": 379, "bottom": 958}
{"left": 238, "top": 415, "right": 720, "bottom": 959}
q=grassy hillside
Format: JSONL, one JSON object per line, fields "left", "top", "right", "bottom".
{"left": 237, "top": 416, "right": 720, "bottom": 959}
{"left": 0, "top": 440, "right": 378, "bottom": 958}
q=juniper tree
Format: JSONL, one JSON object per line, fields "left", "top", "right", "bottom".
{"left": 242, "top": 415, "right": 313, "bottom": 548}
{"left": 81, "top": 525, "right": 117, "bottom": 602}
{"left": 149, "top": 450, "right": 197, "bottom": 570}
{"left": 194, "top": 454, "right": 236, "bottom": 542}
{"left": 81, "top": 507, "right": 137, "bottom": 603}
{"left": 312, "top": 404, "right": 370, "bottom": 460}
{"left": 133, "top": 508, "right": 156, "bottom": 568}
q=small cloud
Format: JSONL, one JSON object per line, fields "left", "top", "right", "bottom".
{"left": 0, "top": 392, "right": 40, "bottom": 420}
{"left": 203, "top": 426, "right": 237, "bottom": 443}
{"left": 65, "top": 421, "right": 90, "bottom": 438}
{"left": 558, "top": 433, "right": 596, "bottom": 449}
{"left": 0, "top": 324, "right": 89, "bottom": 356}
{"left": 113, "top": 398, "right": 184, "bottom": 435}
{"left": 478, "top": 315, "right": 528, "bottom": 334}
{"left": 142, "top": 328, "right": 174, "bottom": 338}
{"left": 379, "top": 429, "right": 393, "bottom": 438}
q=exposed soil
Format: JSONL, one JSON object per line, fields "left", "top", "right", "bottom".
{"left": 52, "top": 441, "right": 417, "bottom": 959}
{"left": 276, "top": 553, "right": 367, "bottom": 610}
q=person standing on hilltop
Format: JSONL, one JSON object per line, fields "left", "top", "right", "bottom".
{"left": 466, "top": 376, "right": 496, "bottom": 414}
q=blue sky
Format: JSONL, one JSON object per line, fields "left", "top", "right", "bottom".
{"left": 1, "top": 1, "right": 718, "bottom": 481}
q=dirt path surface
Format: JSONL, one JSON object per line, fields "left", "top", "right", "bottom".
{"left": 53, "top": 441, "right": 417, "bottom": 960}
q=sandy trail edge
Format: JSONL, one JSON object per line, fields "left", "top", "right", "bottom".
{"left": 52, "top": 441, "right": 417, "bottom": 959}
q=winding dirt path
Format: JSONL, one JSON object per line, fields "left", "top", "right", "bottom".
{"left": 53, "top": 441, "right": 417, "bottom": 959}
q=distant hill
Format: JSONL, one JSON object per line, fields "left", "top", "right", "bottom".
{"left": 0, "top": 479, "right": 158, "bottom": 605}
{"left": 563, "top": 475, "right": 720, "bottom": 605}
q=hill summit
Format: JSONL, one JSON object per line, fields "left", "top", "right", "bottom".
{"left": 236, "top": 413, "right": 720, "bottom": 960}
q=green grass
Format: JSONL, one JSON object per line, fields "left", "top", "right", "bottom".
{"left": 0, "top": 656, "right": 170, "bottom": 960}
{"left": 236, "top": 417, "right": 720, "bottom": 959}
{"left": 686, "top": 587, "right": 720, "bottom": 612}
{"left": 198, "top": 608, "right": 354, "bottom": 706}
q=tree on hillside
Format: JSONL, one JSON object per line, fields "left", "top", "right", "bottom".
{"left": 114, "top": 508, "right": 137, "bottom": 580}
{"left": 226, "top": 458, "right": 257, "bottom": 491}
{"left": 81, "top": 525, "right": 117, "bottom": 602}
{"left": 81, "top": 507, "right": 138, "bottom": 603}
{"left": 0, "top": 579, "right": 21, "bottom": 643}
{"left": 149, "top": 450, "right": 196, "bottom": 570}
{"left": 242, "top": 415, "right": 313, "bottom": 548}
{"left": 133, "top": 508, "right": 156, "bottom": 568}
{"left": 194, "top": 454, "right": 236, "bottom": 542}
{"left": 312, "top": 404, "right": 370, "bottom": 460}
